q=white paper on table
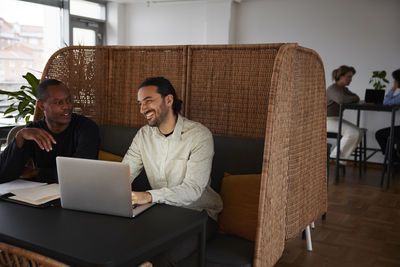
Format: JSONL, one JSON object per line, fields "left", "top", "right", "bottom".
{"left": 0, "top": 179, "right": 47, "bottom": 196}
{"left": 9, "top": 184, "right": 60, "bottom": 204}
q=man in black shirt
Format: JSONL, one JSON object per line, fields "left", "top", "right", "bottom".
{"left": 0, "top": 79, "right": 100, "bottom": 183}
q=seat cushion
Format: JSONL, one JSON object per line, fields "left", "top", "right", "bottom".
{"left": 206, "top": 234, "right": 254, "bottom": 267}
{"left": 218, "top": 174, "right": 261, "bottom": 241}
{"left": 98, "top": 150, "right": 123, "bottom": 162}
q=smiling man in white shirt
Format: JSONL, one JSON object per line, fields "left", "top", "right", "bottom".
{"left": 122, "top": 77, "right": 223, "bottom": 266}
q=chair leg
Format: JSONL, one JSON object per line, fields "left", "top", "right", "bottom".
{"left": 381, "top": 141, "right": 390, "bottom": 186}
{"left": 358, "top": 144, "right": 362, "bottom": 176}
{"left": 311, "top": 222, "right": 315, "bottom": 229}
{"left": 363, "top": 133, "right": 367, "bottom": 171}
{"left": 305, "top": 225, "right": 313, "bottom": 251}
{"left": 327, "top": 144, "right": 331, "bottom": 185}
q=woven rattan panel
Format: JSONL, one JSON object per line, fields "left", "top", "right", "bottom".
{"left": 254, "top": 44, "right": 295, "bottom": 267}
{"left": 186, "top": 44, "right": 281, "bottom": 139}
{"left": 36, "top": 47, "right": 108, "bottom": 124}
{"left": 37, "top": 46, "right": 187, "bottom": 128}
{"left": 285, "top": 47, "right": 328, "bottom": 240}
{"left": 104, "top": 46, "right": 186, "bottom": 127}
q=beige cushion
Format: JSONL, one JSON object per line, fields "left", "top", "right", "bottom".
{"left": 98, "top": 150, "right": 123, "bottom": 162}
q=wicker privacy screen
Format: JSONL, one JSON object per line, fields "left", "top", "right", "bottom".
{"left": 37, "top": 44, "right": 327, "bottom": 267}
{"left": 36, "top": 46, "right": 187, "bottom": 128}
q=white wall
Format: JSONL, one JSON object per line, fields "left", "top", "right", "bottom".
{"left": 120, "top": 0, "right": 233, "bottom": 45}
{"left": 110, "top": 0, "right": 400, "bottom": 162}
{"left": 107, "top": 2, "right": 126, "bottom": 45}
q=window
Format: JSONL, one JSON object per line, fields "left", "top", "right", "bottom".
{"left": 0, "top": 0, "right": 62, "bottom": 124}
{"left": 70, "top": 0, "right": 106, "bottom": 46}
{"left": 0, "top": 0, "right": 106, "bottom": 124}
{"left": 70, "top": 0, "right": 106, "bottom": 20}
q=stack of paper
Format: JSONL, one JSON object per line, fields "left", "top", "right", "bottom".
{"left": 8, "top": 184, "right": 60, "bottom": 205}
{"left": 0, "top": 179, "right": 47, "bottom": 196}
{"left": 0, "top": 180, "right": 60, "bottom": 206}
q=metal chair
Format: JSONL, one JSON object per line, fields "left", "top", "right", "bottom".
{"left": 327, "top": 128, "right": 367, "bottom": 175}
{"left": 6, "top": 125, "right": 25, "bottom": 146}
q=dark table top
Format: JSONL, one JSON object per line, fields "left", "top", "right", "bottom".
{"left": 0, "top": 201, "right": 207, "bottom": 267}
{"left": 340, "top": 101, "right": 400, "bottom": 112}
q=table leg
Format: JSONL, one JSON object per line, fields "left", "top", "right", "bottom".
{"left": 335, "top": 105, "right": 344, "bottom": 183}
{"left": 198, "top": 222, "right": 206, "bottom": 267}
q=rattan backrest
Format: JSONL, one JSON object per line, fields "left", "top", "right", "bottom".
{"left": 35, "top": 46, "right": 187, "bottom": 128}
{"left": 285, "top": 46, "right": 328, "bottom": 239}
{"left": 253, "top": 44, "right": 295, "bottom": 267}
{"left": 0, "top": 242, "right": 70, "bottom": 267}
{"left": 186, "top": 44, "right": 281, "bottom": 138}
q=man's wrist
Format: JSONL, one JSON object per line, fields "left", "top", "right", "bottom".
{"left": 147, "top": 192, "right": 153, "bottom": 203}
{"left": 15, "top": 129, "right": 25, "bottom": 148}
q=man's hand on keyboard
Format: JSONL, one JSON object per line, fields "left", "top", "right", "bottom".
{"left": 131, "top": 191, "right": 152, "bottom": 205}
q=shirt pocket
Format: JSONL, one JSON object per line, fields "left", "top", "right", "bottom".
{"left": 167, "top": 158, "right": 188, "bottom": 185}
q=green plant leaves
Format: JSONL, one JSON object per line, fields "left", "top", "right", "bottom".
{"left": 0, "top": 72, "right": 39, "bottom": 124}
{"left": 369, "top": 70, "right": 389, "bottom": 90}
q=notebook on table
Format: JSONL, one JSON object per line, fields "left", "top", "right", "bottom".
{"left": 56, "top": 156, "right": 155, "bottom": 218}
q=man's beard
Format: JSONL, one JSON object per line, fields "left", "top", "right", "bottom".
{"left": 147, "top": 102, "right": 169, "bottom": 127}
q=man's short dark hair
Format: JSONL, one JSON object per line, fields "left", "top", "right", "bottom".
{"left": 138, "top": 77, "right": 183, "bottom": 114}
{"left": 37, "top": 79, "right": 63, "bottom": 101}
{"left": 393, "top": 69, "right": 400, "bottom": 83}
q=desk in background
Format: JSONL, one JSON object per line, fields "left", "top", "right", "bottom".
{"left": 0, "top": 201, "right": 207, "bottom": 267}
{"left": 335, "top": 101, "right": 400, "bottom": 190}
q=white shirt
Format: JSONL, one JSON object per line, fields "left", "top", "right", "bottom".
{"left": 122, "top": 114, "right": 223, "bottom": 220}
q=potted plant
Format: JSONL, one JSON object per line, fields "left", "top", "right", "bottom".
{"left": 0, "top": 72, "right": 39, "bottom": 124}
{"left": 365, "top": 70, "right": 389, "bottom": 104}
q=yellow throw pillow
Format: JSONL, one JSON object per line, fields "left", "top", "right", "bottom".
{"left": 218, "top": 174, "right": 261, "bottom": 241}
{"left": 98, "top": 150, "right": 123, "bottom": 162}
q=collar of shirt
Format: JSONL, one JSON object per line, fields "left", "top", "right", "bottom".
{"left": 150, "top": 114, "right": 184, "bottom": 141}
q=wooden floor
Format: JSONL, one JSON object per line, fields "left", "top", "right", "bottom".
{"left": 275, "top": 164, "right": 400, "bottom": 267}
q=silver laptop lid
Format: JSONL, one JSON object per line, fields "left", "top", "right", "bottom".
{"left": 56, "top": 156, "right": 134, "bottom": 217}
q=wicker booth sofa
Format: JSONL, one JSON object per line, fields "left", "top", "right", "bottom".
{"left": 33, "top": 44, "right": 327, "bottom": 267}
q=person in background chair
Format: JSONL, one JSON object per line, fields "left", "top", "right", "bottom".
{"left": 123, "top": 77, "right": 223, "bottom": 266}
{"left": 326, "top": 65, "right": 363, "bottom": 163}
{"left": 0, "top": 79, "right": 100, "bottom": 184}
{"left": 375, "top": 69, "right": 400, "bottom": 158}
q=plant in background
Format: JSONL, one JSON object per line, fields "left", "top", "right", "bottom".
{"left": 369, "top": 70, "right": 389, "bottom": 90}
{"left": 0, "top": 72, "right": 39, "bottom": 124}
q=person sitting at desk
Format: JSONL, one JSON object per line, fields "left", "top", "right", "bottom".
{"left": 327, "top": 65, "right": 364, "bottom": 163}
{"left": 375, "top": 69, "right": 400, "bottom": 158}
{"left": 122, "top": 77, "right": 223, "bottom": 266}
{"left": 0, "top": 79, "right": 100, "bottom": 184}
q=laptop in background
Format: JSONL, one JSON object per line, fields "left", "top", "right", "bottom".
{"left": 56, "top": 156, "right": 154, "bottom": 218}
{"left": 364, "top": 89, "right": 385, "bottom": 104}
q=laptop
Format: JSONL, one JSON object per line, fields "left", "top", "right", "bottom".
{"left": 56, "top": 156, "right": 155, "bottom": 218}
{"left": 364, "top": 89, "right": 385, "bottom": 104}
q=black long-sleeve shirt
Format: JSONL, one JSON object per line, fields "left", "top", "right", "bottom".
{"left": 0, "top": 113, "right": 100, "bottom": 183}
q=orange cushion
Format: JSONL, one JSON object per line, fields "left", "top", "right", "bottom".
{"left": 218, "top": 174, "right": 261, "bottom": 241}
{"left": 98, "top": 150, "right": 123, "bottom": 162}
